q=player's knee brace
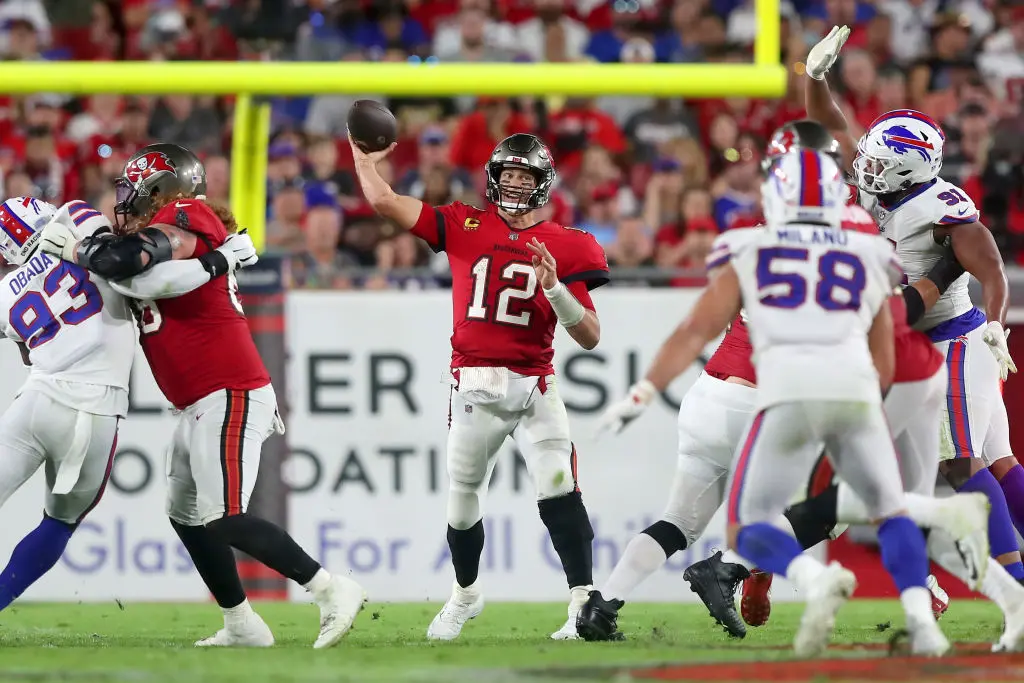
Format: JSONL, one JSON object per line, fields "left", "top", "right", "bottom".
{"left": 642, "top": 520, "right": 688, "bottom": 557}
{"left": 530, "top": 439, "right": 576, "bottom": 500}
{"left": 784, "top": 484, "right": 839, "bottom": 549}
{"left": 538, "top": 490, "right": 595, "bottom": 588}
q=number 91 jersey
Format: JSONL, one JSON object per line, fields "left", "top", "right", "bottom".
{"left": 0, "top": 251, "right": 136, "bottom": 417}
{"left": 411, "top": 202, "right": 609, "bottom": 375}
{"left": 709, "top": 224, "right": 902, "bottom": 409}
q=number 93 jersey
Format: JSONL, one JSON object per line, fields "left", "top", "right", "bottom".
{"left": 411, "top": 201, "right": 609, "bottom": 375}
{"left": 709, "top": 224, "right": 902, "bottom": 409}
{"left": 0, "top": 251, "right": 136, "bottom": 417}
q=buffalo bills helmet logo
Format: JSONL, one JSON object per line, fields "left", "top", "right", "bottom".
{"left": 881, "top": 125, "right": 934, "bottom": 162}
{"left": 124, "top": 152, "right": 176, "bottom": 184}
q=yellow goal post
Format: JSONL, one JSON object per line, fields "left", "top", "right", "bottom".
{"left": 2, "top": 0, "right": 783, "bottom": 250}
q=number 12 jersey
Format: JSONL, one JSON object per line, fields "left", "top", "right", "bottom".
{"left": 708, "top": 223, "right": 902, "bottom": 409}
{"left": 412, "top": 202, "right": 609, "bottom": 375}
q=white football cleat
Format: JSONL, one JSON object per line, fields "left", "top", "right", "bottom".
{"left": 908, "top": 615, "right": 950, "bottom": 657}
{"left": 312, "top": 575, "right": 367, "bottom": 649}
{"left": 793, "top": 562, "right": 856, "bottom": 658}
{"left": 937, "top": 493, "right": 990, "bottom": 590}
{"left": 195, "top": 611, "right": 275, "bottom": 648}
{"left": 427, "top": 580, "right": 485, "bottom": 641}
{"left": 551, "top": 585, "right": 592, "bottom": 640}
{"left": 994, "top": 596, "right": 1024, "bottom": 652}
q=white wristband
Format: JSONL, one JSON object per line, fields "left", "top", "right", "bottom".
{"left": 543, "top": 281, "right": 586, "bottom": 328}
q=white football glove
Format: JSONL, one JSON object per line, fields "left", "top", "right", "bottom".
{"left": 596, "top": 380, "right": 657, "bottom": 436}
{"left": 982, "top": 321, "right": 1017, "bottom": 381}
{"left": 806, "top": 25, "right": 850, "bottom": 80}
{"left": 217, "top": 230, "right": 259, "bottom": 271}
{"left": 38, "top": 215, "right": 85, "bottom": 263}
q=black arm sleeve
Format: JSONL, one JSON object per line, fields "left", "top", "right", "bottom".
{"left": 75, "top": 227, "right": 174, "bottom": 280}
{"left": 902, "top": 285, "right": 926, "bottom": 326}
{"left": 924, "top": 247, "right": 966, "bottom": 295}
{"left": 902, "top": 248, "right": 966, "bottom": 326}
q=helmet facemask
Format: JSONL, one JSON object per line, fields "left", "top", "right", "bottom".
{"left": 487, "top": 164, "right": 549, "bottom": 216}
{"left": 113, "top": 176, "right": 152, "bottom": 233}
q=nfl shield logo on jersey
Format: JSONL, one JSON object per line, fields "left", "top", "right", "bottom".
{"left": 508, "top": 233, "right": 518, "bottom": 241}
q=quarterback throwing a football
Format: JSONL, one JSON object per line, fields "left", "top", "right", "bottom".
{"left": 351, "top": 131, "right": 609, "bottom": 641}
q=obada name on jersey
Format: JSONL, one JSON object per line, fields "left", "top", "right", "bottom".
{"left": 7, "top": 253, "right": 56, "bottom": 297}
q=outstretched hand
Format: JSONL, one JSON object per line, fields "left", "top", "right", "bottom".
{"left": 806, "top": 25, "right": 850, "bottom": 80}
{"left": 526, "top": 237, "right": 558, "bottom": 290}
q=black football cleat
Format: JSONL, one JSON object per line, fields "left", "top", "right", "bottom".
{"left": 575, "top": 590, "right": 626, "bottom": 642}
{"left": 683, "top": 550, "right": 750, "bottom": 638}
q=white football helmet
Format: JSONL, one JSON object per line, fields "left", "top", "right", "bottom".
{"left": 0, "top": 196, "right": 57, "bottom": 266}
{"left": 853, "top": 109, "right": 945, "bottom": 195}
{"left": 761, "top": 148, "right": 845, "bottom": 228}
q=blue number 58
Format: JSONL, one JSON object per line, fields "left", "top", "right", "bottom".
{"left": 756, "top": 247, "right": 866, "bottom": 311}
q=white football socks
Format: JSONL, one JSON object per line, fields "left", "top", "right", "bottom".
{"left": 601, "top": 533, "right": 668, "bottom": 602}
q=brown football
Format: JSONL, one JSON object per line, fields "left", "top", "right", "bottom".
{"left": 347, "top": 100, "right": 398, "bottom": 153}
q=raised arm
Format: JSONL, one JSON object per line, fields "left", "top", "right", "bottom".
{"left": 804, "top": 26, "right": 859, "bottom": 171}
{"left": 349, "top": 136, "right": 424, "bottom": 230}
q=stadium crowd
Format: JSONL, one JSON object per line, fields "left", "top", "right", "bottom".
{"left": 0, "top": 0, "right": 1022, "bottom": 289}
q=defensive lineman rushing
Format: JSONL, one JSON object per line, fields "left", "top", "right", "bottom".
{"left": 37, "top": 143, "right": 366, "bottom": 649}
{"left": 804, "top": 26, "right": 1024, "bottom": 588}
{"left": 576, "top": 123, "right": 986, "bottom": 643}
{"left": 351, "top": 131, "right": 609, "bottom": 640}
{"left": 591, "top": 148, "right": 952, "bottom": 656}
{"left": 0, "top": 196, "right": 254, "bottom": 612}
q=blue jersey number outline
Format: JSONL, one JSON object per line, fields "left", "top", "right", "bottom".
{"left": 756, "top": 247, "right": 866, "bottom": 311}
{"left": 8, "top": 262, "right": 104, "bottom": 348}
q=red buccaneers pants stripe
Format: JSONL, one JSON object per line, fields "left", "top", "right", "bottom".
{"left": 220, "top": 390, "right": 249, "bottom": 516}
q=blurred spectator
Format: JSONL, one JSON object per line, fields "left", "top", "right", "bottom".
{"left": 449, "top": 98, "right": 532, "bottom": 175}
{"left": 597, "top": 37, "right": 657, "bottom": 124}
{"left": 204, "top": 154, "right": 231, "bottom": 205}
{"left": 266, "top": 180, "right": 307, "bottom": 253}
{"left": 942, "top": 102, "right": 994, "bottom": 185}
{"left": 353, "top": 3, "right": 428, "bottom": 55}
{"left": 65, "top": 95, "right": 123, "bottom": 144}
{"left": 1, "top": 9, "right": 48, "bottom": 60}
{"left": 286, "top": 203, "right": 358, "bottom": 290}
{"left": 655, "top": 0, "right": 710, "bottom": 63}
{"left": 547, "top": 98, "right": 626, "bottom": 175}
{"left": 977, "top": 6, "right": 1024, "bottom": 103}
{"left": 641, "top": 157, "right": 687, "bottom": 230}
{"left": 434, "top": 4, "right": 515, "bottom": 61}
{"left": 303, "top": 135, "right": 356, "bottom": 202}
{"left": 578, "top": 182, "right": 621, "bottom": 246}
{"left": 22, "top": 125, "right": 74, "bottom": 203}
{"left": 0, "top": 169, "right": 33, "bottom": 201}
{"left": 863, "top": 12, "right": 893, "bottom": 66}
{"left": 432, "top": 0, "right": 516, "bottom": 57}
{"left": 267, "top": 141, "right": 304, "bottom": 185}
{"left": 654, "top": 186, "right": 718, "bottom": 280}
{"left": 840, "top": 48, "right": 882, "bottom": 130}
{"left": 624, "top": 99, "right": 698, "bottom": 164}
{"left": 516, "top": 0, "right": 589, "bottom": 62}
{"left": 397, "top": 126, "right": 472, "bottom": 198}
{"left": 907, "top": 14, "right": 974, "bottom": 105}
{"left": 148, "top": 96, "right": 223, "bottom": 155}
{"left": 711, "top": 134, "right": 762, "bottom": 230}
{"left": 725, "top": 0, "right": 795, "bottom": 46}
{"left": 371, "top": 232, "right": 438, "bottom": 290}
{"left": 586, "top": 0, "right": 654, "bottom": 63}
{"left": 604, "top": 217, "right": 655, "bottom": 280}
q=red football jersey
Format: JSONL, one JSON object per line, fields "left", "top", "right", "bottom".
{"left": 412, "top": 202, "right": 609, "bottom": 375}
{"left": 132, "top": 199, "right": 270, "bottom": 408}
{"left": 704, "top": 315, "right": 756, "bottom": 384}
{"left": 890, "top": 294, "right": 944, "bottom": 384}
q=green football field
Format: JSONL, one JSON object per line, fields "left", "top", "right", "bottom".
{"left": 0, "top": 599, "right": 1021, "bottom": 683}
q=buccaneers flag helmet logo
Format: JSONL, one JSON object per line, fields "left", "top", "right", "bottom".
{"left": 124, "top": 152, "right": 176, "bottom": 185}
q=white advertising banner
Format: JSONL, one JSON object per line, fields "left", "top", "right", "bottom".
{"left": 0, "top": 288, "right": 802, "bottom": 603}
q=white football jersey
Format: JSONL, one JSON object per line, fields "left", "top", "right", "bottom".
{"left": 0, "top": 251, "right": 135, "bottom": 417}
{"left": 858, "top": 177, "right": 976, "bottom": 331}
{"left": 711, "top": 224, "right": 901, "bottom": 409}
